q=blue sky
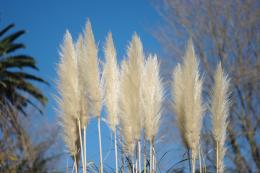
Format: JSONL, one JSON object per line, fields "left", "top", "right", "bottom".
{"left": 1, "top": 0, "right": 174, "bottom": 171}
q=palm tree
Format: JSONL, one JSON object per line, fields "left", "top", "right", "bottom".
{"left": 0, "top": 24, "right": 48, "bottom": 115}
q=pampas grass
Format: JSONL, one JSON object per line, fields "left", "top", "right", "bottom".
{"left": 172, "top": 39, "right": 204, "bottom": 173}
{"left": 119, "top": 33, "right": 145, "bottom": 172}
{"left": 141, "top": 54, "right": 163, "bottom": 142}
{"left": 126, "top": 33, "right": 145, "bottom": 173}
{"left": 182, "top": 40, "right": 204, "bottom": 173}
{"left": 141, "top": 55, "right": 163, "bottom": 173}
{"left": 83, "top": 20, "right": 103, "bottom": 173}
{"left": 103, "top": 32, "right": 120, "bottom": 133}
{"left": 103, "top": 32, "right": 120, "bottom": 173}
{"left": 75, "top": 34, "right": 90, "bottom": 173}
{"left": 172, "top": 64, "right": 188, "bottom": 147}
{"left": 119, "top": 59, "right": 136, "bottom": 157}
{"left": 75, "top": 34, "right": 89, "bottom": 127}
{"left": 83, "top": 20, "right": 102, "bottom": 117}
{"left": 57, "top": 31, "right": 81, "bottom": 172}
{"left": 119, "top": 59, "right": 137, "bottom": 173}
{"left": 126, "top": 33, "right": 145, "bottom": 142}
{"left": 211, "top": 63, "right": 230, "bottom": 173}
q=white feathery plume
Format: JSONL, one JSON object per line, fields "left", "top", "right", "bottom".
{"left": 57, "top": 31, "right": 80, "bottom": 162}
{"left": 172, "top": 39, "right": 204, "bottom": 173}
{"left": 103, "top": 32, "right": 120, "bottom": 173}
{"left": 126, "top": 33, "right": 145, "bottom": 141}
{"left": 211, "top": 63, "right": 230, "bottom": 173}
{"left": 83, "top": 20, "right": 102, "bottom": 117}
{"left": 83, "top": 20, "right": 103, "bottom": 173}
{"left": 171, "top": 64, "right": 188, "bottom": 147}
{"left": 75, "top": 34, "right": 90, "bottom": 173}
{"left": 75, "top": 34, "right": 89, "bottom": 127}
{"left": 141, "top": 54, "right": 163, "bottom": 142}
{"left": 119, "top": 59, "right": 136, "bottom": 157}
{"left": 103, "top": 32, "right": 120, "bottom": 132}
{"left": 123, "top": 33, "right": 145, "bottom": 173}
{"left": 141, "top": 54, "right": 163, "bottom": 173}
{"left": 182, "top": 40, "right": 204, "bottom": 173}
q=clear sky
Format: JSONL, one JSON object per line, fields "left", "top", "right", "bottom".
{"left": 1, "top": 0, "right": 168, "bottom": 171}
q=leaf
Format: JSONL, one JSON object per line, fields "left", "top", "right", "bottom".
{"left": 0, "top": 30, "right": 25, "bottom": 44}
{"left": 2, "top": 70, "right": 48, "bottom": 85}
{"left": 16, "top": 82, "right": 48, "bottom": 106}
{"left": 5, "top": 43, "right": 26, "bottom": 54}
{"left": 0, "top": 24, "right": 14, "bottom": 37}
{"left": 0, "top": 55, "right": 38, "bottom": 70}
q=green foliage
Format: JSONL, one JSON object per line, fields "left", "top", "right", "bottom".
{"left": 0, "top": 24, "right": 48, "bottom": 115}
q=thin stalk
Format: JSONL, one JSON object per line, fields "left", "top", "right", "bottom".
{"left": 199, "top": 147, "right": 202, "bottom": 173}
{"left": 144, "top": 140, "right": 147, "bottom": 173}
{"left": 121, "top": 135, "right": 125, "bottom": 173}
{"left": 191, "top": 149, "right": 196, "bottom": 173}
{"left": 71, "top": 159, "right": 74, "bottom": 173}
{"left": 98, "top": 117, "right": 104, "bottom": 173}
{"left": 152, "top": 145, "right": 155, "bottom": 172}
{"left": 84, "top": 126, "right": 87, "bottom": 173}
{"left": 216, "top": 142, "right": 219, "bottom": 173}
{"left": 149, "top": 141, "right": 153, "bottom": 173}
{"left": 136, "top": 159, "right": 138, "bottom": 173}
{"left": 132, "top": 155, "right": 135, "bottom": 173}
{"left": 74, "top": 154, "right": 78, "bottom": 173}
{"left": 188, "top": 149, "right": 192, "bottom": 173}
{"left": 135, "top": 144, "right": 138, "bottom": 173}
{"left": 114, "top": 130, "right": 119, "bottom": 173}
{"left": 138, "top": 141, "right": 141, "bottom": 173}
{"left": 66, "top": 158, "right": 68, "bottom": 173}
{"left": 77, "top": 119, "right": 85, "bottom": 173}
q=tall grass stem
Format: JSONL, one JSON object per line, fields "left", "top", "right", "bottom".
{"left": 149, "top": 141, "right": 153, "bottom": 173}
{"left": 114, "top": 130, "right": 119, "bottom": 173}
{"left": 77, "top": 119, "right": 85, "bottom": 173}
{"left": 98, "top": 117, "right": 103, "bottom": 173}
{"left": 144, "top": 140, "right": 147, "bottom": 173}
{"left": 138, "top": 141, "right": 141, "bottom": 173}
{"left": 84, "top": 126, "right": 87, "bottom": 173}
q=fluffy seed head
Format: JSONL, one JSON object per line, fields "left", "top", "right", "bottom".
{"left": 171, "top": 64, "right": 188, "bottom": 147}
{"left": 75, "top": 34, "right": 89, "bottom": 127}
{"left": 141, "top": 54, "right": 163, "bottom": 141}
{"left": 119, "top": 59, "right": 136, "bottom": 156}
{"left": 211, "top": 63, "right": 230, "bottom": 173}
{"left": 83, "top": 20, "right": 102, "bottom": 117}
{"left": 125, "top": 33, "right": 145, "bottom": 140}
{"left": 172, "top": 39, "right": 204, "bottom": 160}
{"left": 103, "top": 32, "right": 120, "bottom": 132}
{"left": 182, "top": 39, "right": 204, "bottom": 159}
{"left": 57, "top": 31, "right": 80, "bottom": 156}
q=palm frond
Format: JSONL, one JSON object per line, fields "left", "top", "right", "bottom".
{"left": 0, "top": 55, "right": 38, "bottom": 70}
{"left": 0, "top": 24, "right": 14, "bottom": 37}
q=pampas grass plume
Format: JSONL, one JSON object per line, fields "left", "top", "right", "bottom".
{"left": 103, "top": 32, "right": 120, "bottom": 132}
{"left": 84, "top": 20, "right": 102, "bottom": 117}
{"left": 172, "top": 64, "right": 188, "bottom": 147}
{"left": 119, "top": 59, "right": 136, "bottom": 156}
{"left": 126, "top": 33, "right": 145, "bottom": 141}
{"left": 183, "top": 39, "right": 204, "bottom": 154}
{"left": 75, "top": 34, "right": 89, "bottom": 127}
{"left": 141, "top": 54, "right": 163, "bottom": 141}
{"left": 172, "top": 39, "right": 204, "bottom": 173}
{"left": 211, "top": 63, "right": 230, "bottom": 173}
{"left": 57, "top": 31, "right": 80, "bottom": 157}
